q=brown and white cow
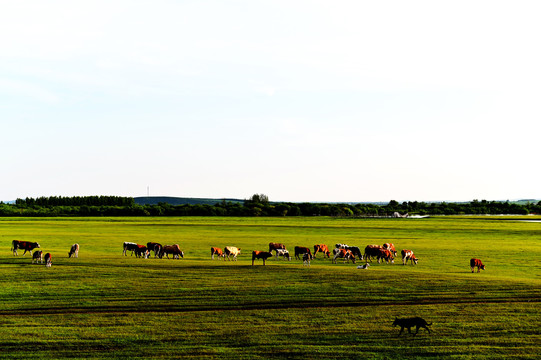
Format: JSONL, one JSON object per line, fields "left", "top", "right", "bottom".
{"left": 252, "top": 250, "right": 273, "bottom": 266}
{"left": 44, "top": 253, "right": 52, "bottom": 268}
{"left": 313, "top": 244, "right": 331, "bottom": 258}
{"left": 224, "top": 246, "right": 241, "bottom": 261}
{"left": 377, "top": 248, "right": 394, "bottom": 264}
{"left": 12, "top": 240, "right": 40, "bottom": 256}
{"left": 32, "top": 250, "right": 43, "bottom": 264}
{"left": 161, "top": 244, "right": 184, "bottom": 259}
{"left": 401, "top": 249, "right": 418, "bottom": 265}
{"left": 211, "top": 247, "right": 224, "bottom": 260}
{"left": 68, "top": 243, "right": 79, "bottom": 258}
{"left": 134, "top": 244, "right": 149, "bottom": 259}
{"left": 294, "top": 246, "right": 312, "bottom": 260}
{"left": 332, "top": 248, "right": 356, "bottom": 264}
{"left": 269, "top": 242, "right": 286, "bottom": 255}
{"left": 383, "top": 243, "right": 397, "bottom": 257}
{"left": 147, "top": 242, "right": 163, "bottom": 258}
{"left": 470, "top": 258, "right": 485, "bottom": 273}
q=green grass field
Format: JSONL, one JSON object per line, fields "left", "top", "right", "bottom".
{"left": 1, "top": 216, "right": 539, "bottom": 359}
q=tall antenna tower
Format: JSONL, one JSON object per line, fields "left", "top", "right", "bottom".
{"left": 147, "top": 186, "right": 150, "bottom": 197}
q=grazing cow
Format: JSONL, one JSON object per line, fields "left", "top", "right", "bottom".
{"left": 134, "top": 244, "right": 149, "bottom": 259}
{"left": 252, "top": 251, "right": 273, "bottom": 266}
{"left": 313, "top": 244, "right": 331, "bottom": 258}
{"left": 276, "top": 248, "right": 291, "bottom": 260}
{"left": 332, "top": 248, "right": 356, "bottom": 264}
{"left": 294, "top": 246, "right": 312, "bottom": 260}
{"left": 357, "top": 263, "right": 370, "bottom": 269}
{"left": 68, "top": 243, "right": 79, "bottom": 258}
{"left": 211, "top": 247, "right": 224, "bottom": 260}
{"left": 335, "top": 243, "right": 348, "bottom": 249}
{"left": 32, "top": 250, "right": 43, "bottom": 264}
{"left": 147, "top": 242, "right": 163, "bottom": 258}
{"left": 224, "top": 246, "right": 241, "bottom": 261}
{"left": 401, "top": 249, "right": 418, "bottom": 265}
{"left": 377, "top": 248, "right": 394, "bottom": 264}
{"left": 345, "top": 246, "right": 363, "bottom": 261}
{"left": 161, "top": 244, "right": 184, "bottom": 259}
{"left": 303, "top": 252, "right": 311, "bottom": 267}
{"left": 12, "top": 240, "right": 40, "bottom": 256}
{"left": 269, "top": 242, "right": 286, "bottom": 254}
{"left": 383, "top": 243, "right": 397, "bottom": 257}
{"left": 44, "top": 253, "right": 52, "bottom": 268}
{"left": 470, "top": 258, "right": 485, "bottom": 273}
{"left": 364, "top": 245, "right": 382, "bottom": 262}
{"left": 123, "top": 242, "right": 138, "bottom": 256}
{"left": 162, "top": 244, "right": 184, "bottom": 259}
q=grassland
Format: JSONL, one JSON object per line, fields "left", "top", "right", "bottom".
{"left": 0, "top": 216, "right": 539, "bottom": 359}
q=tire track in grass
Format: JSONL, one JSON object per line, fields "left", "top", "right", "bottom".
{"left": 0, "top": 296, "right": 538, "bottom": 316}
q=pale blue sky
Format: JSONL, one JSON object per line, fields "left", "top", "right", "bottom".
{"left": 1, "top": 0, "right": 540, "bottom": 202}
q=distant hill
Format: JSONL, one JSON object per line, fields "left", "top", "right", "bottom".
{"left": 134, "top": 196, "right": 244, "bottom": 206}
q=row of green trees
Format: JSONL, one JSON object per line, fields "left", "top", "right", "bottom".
{"left": 15, "top": 196, "right": 135, "bottom": 207}
{"left": 1, "top": 195, "right": 540, "bottom": 217}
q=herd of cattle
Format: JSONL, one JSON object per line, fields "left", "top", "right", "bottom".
{"left": 212, "top": 242, "right": 422, "bottom": 267}
{"left": 10, "top": 240, "right": 79, "bottom": 268}
{"left": 9, "top": 239, "right": 486, "bottom": 273}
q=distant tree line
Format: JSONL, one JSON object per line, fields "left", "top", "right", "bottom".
{"left": 15, "top": 196, "right": 134, "bottom": 207}
{"left": 0, "top": 195, "right": 539, "bottom": 217}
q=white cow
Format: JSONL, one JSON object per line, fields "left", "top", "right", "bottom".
{"left": 276, "top": 248, "right": 291, "bottom": 261}
{"left": 224, "top": 246, "right": 241, "bottom": 261}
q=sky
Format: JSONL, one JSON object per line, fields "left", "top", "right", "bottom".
{"left": 1, "top": 0, "right": 540, "bottom": 203}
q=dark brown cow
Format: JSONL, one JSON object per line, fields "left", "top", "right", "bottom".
{"left": 383, "top": 243, "right": 397, "bottom": 257}
{"left": 252, "top": 250, "right": 273, "bottom": 265}
{"left": 44, "top": 253, "right": 52, "bottom": 268}
{"left": 313, "top": 244, "right": 331, "bottom": 258}
{"left": 12, "top": 240, "right": 40, "bottom": 256}
{"left": 269, "top": 242, "right": 286, "bottom": 254}
{"left": 401, "top": 249, "right": 418, "bottom": 265}
{"left": 345, "top": 246, "right": 363, "bottom": 261}
{"left": 147, "top": 242, "right": 163, "bottom": 258}
{"left": 161, "top": 244, "right": 184, "bottom": 259}
{"left": 470, "top": 258, "right": 485, "bottom": 273}
{"left": 294, "top": 246, "right": 312, "bottom": 260}
{"left": 32, "top": 250, "right": 43, "bottom": 264}
{"left": 364, "top": 245, "right": 382, "bottom": 262}
{"left": 211, "top": 247, "right": 224, "bottom": 260}
{"left": 134, "top": 244, "right": 149, "bottom": 258}
{"left": 377, "top": 248, "right": 394, "bottom": 264}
